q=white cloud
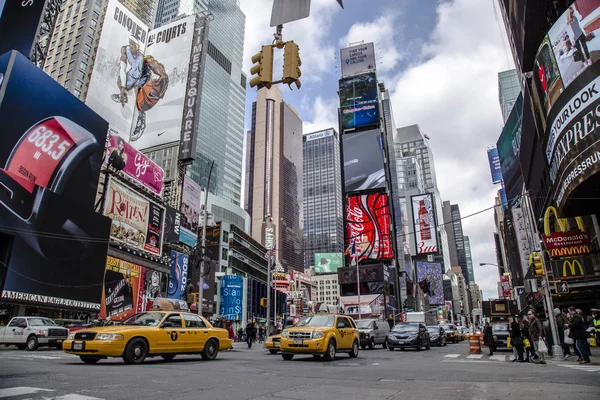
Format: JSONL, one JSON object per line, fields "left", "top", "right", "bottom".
{"left": 302, "top": 96, "right": 339, "bottom": 134}
{"left": 339, "top": 14, "right": 403, "bottom": 77}
{"left": 389, "top": 0, "right": 513, "bottom": 300}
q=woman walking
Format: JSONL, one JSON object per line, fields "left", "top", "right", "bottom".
{"left": 510, "top": 318, "right": 525, "bottom": 362}
{"left": 483, "top": 322, "right": 495, "bottom": 356}
{"left": 521, "top": 319, "right": 536, "bottom": 362}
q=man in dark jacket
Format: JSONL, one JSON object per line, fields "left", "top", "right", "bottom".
{"left": 527, "top": 310, "right": 546, "bottom": 364}
{"left": 483, "top": 322, "right": 495, "bottom": 355}
{"left": 554, "top": 308, "right": 572, "bottom": 359}
{"left": 245, "top": 319, "right": 256, "bottom": 349}
{"left": 568, "top": 307, "right": 591, "bottom": 364}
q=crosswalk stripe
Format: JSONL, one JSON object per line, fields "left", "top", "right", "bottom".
{"left": 444, "top": 354, "right": 461, "bottom": 358}
{"left": 490, "top": 355, "right": 507, "bottom": 361}
{"left": 53, "top": 394, "right": 104, "bottom": 400}
{"left": 0, "top": 387, "right": 53, "bottom": 398}
{"left": 467, "top": 354, "right": 483, "bottom": 359}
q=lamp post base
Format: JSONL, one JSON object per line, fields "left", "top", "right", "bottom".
{"left": 551, "top": 344, "right": 564, "bottom": 361}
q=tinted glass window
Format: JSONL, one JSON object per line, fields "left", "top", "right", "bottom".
{"left": 165, "top": 314, "right": 183, "bottom": 328}
{"left": 183, "top": 314, "right": 206, "bottom": 328}
{"left": 8, "top": 318, "right": 22, "bottom": 327}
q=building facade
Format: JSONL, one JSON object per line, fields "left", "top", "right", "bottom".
{"left": 245, "top": 86, "right": 304, "bottom": 272}
{"left": 450, "top": 266, "right": 471, "bottom": 324}
{"left": 498, "top": 69, "right": 521, "bottom": 123}
{"left": 312, "top": 274, "right": 340, "bottom": 304}
{"left": 303, "top": 129, "right": 344, "bottom": 269}
{"left": 464, "top": 236, "right": 475, "bottom": 284}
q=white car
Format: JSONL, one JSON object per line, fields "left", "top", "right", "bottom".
{"left": 0, "top": 317, "right": 69, "bottom": 350}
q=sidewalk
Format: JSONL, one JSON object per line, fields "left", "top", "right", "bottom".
{"left": 547, "top": 346, "right": 600, "bottom": 365}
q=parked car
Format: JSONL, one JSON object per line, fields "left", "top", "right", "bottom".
{"left": 439, "top": 323, "right": 459, "bottom": 343}
{"left": 387, "top": 323, "right": 431, "bottom": 351}
{"left": 356, "top": 318, "right": 390, "bottom": 349}
{"left": 492, "top": 322, "right": 510, "bottom": 349}
{"left": 426, "top": 325, "right": 447, "bottom": 347}
{"left": 0, "top": 317, "right": 68, "bottom": 350}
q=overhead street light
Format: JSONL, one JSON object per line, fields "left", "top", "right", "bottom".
{"left": 479, "top": 263, "right": 499, "bottom": 267}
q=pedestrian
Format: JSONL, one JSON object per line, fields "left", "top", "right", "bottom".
{"left": 245, "top": 319, "right": 256, "bottom": 349}
{"left": 483, "top": 322, "right": 495, "bottom": 356}
{"left": 527, "top": 310, "right": 547, "bottom": 364}
{"left": 521, "top": 318, "right": 536, "bottom": 362}
{"left": 510, "top": 318, "right": 525, "bottom": 362}
{"left": 568, "top": 307, "right": 591, "bottom": 364}
{"left": 592, "top": 310, "right": 600, "bottom": 342}
{"left": 554, "top": 307, "right": 572, "bottom": 359}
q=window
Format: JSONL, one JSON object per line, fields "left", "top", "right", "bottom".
{"left": 222, "top": 231, "right": 229, "bottom": 243}
{"left": 221, "top": 248, "right": 228, "bottom": 260}
{"left": 183, "top": 314, "right": 206, "bottom": 328}
{"left": 77, "top": 70, "right": 85, "bottom": 79}
{"left": 80, "top": 61, "right": 87, "bottom": 70}
{"left": 85, "top": 35, "right": 93, "bottom": 44}
{"left": 88, "top": 27, "right": 95, "bottom": 36}
{"left": 81, "top": 53, "right": 89, "bottom": 62}
{"left": 90, "top": 19, "right": 97, "bottom": 28}
{"left": 59, "top": 65, "right": 65, "bottom": 74}
{"left": 75, "top": 80, "right": 83, "bottom": 89}
{"left": 84, "top": 44, "right": 92, "bottom": 53}
{"left": 73, "top": 89, "right": 81, "bottom": 97}
{"left": 164, "top": 314, "right": 183, "bottom": 328}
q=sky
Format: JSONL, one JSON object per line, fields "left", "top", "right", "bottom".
{"left": 238, "top": 0, "right": 515, "bottom": 300}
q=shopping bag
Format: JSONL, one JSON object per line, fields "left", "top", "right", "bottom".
{"left": 507, "top": 337, "right": 512, "bottom": 348}
{"left": 538, "top": 338, "right": 548, "bottom": 353}
{"left": 523, "top": 338, "right": 531, "bottom": 348}
{"left": 590, "top": 337, "right": 597, "bottom": 347}
{"left": 564, "top": 329, "right": 574, "bottom": 345}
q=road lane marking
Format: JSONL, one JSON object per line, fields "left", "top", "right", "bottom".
{"left": 444, "top": 354, "right": 461, "bottom": 358}
{"left": 0, "top": 387, "right": 53, "bottom": 398}
{"left": 53, "top": 395, "right": 104, "bottom": 400}
{"left": 467, "top": 354, "right": 484, "bottom": 359}
{"left": 490, "top": 355, "right": 507, "bottom": 361}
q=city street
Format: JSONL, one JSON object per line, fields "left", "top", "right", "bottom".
{"left": 1, "top": 342, "right": 599, "bottom": 399}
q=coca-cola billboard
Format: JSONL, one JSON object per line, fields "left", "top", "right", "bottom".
{"left": 104, "top": 134, "right": 164, "bottom": 196}
{"left": 346, "top": 193, "right": 393, "bottom": 260}
{"left": 411, "top": 193, "right": 438, "bottom": 254}
{"left": 103, "top": 176, "right": 164, "bottom": 256}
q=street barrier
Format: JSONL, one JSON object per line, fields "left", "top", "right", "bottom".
{"left": 469, "top": 334, "right": 482, "bottom": 354}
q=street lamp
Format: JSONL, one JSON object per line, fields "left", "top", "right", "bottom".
{"left": 479, "top": 263, "right": 498, "bottom": 267}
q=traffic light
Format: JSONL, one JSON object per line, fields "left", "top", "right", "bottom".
{"left": 530, "top": 252, "right": 544, "bottom": 277}
{"left": 260, "top": 298, "right": 268, "bottom": 308}
{"left": 249, "top": 45, "right": 274, "bottom": 88}
{"left": 283, "top": 41, "right": 301, "bottom": 89}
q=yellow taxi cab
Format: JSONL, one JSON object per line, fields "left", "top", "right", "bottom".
{"left": 63, "top": 310, "right": 232, "bottom": 364}
{"left": 264, "top": 334, "right": 282, "bottom": 354}
{"left": 279, "top": 307, "right": 359, "bottom": 361}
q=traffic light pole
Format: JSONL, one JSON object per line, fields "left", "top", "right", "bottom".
{"left": 540, "top": 253, "right": 563, "bottom": 361}
{"left": 267, "top": 251, "right": 272, "bottom": 334}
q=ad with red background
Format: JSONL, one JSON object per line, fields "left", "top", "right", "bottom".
{"left": 346, "top": 193, "right": 393, "bottom": 261}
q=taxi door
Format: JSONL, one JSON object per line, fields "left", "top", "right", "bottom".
{"left": 156, "top": 313, "right": 186, "bottom": 353}
{"left": 335, "top": 316, "right": 354, "bottom": 350}
{"left": 182, "top": 314, "right": 208, "bottom": 352}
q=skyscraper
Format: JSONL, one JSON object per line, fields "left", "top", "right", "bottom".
{"left": 443, "top": 202, "right": 469, "bottom": 285}
{"left": 245, "top": 86, "right": 303, "bottom": 272}
{"left": 498, "top": 69, "right": 521, "bottom": 123}
{"left": 464, "top": 236, "right": 475, "bottom": 283}
{"left": 303, "top": 129, "right": 344, "bottom": 269}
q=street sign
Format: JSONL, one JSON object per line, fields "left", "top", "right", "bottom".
{"left": 555, "top": 281, "right": 569, "bottom": 294}
{"left": 270, "top": 0, "right": 311, "bottom": 27}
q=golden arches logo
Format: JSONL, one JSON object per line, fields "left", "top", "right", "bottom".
{"left": 550, "top": 246, "right": 590, "bottom": 257}
{"left": 543, "top": 206, "right": 586, "bottom": 236}
{"left": 562, "top": 259, "right": 584, "bottom": 277}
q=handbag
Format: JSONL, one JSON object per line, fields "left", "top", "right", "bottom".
{"left": 512, "top": 336, "right": 524, "bottom": 347}
{"left": 537, "top": 338, "right": 548, "bottom": 353}
{"left": 523, "top": 338, "right": 531, "bottom": 348}
{"left": 590, "top": 337, "right": 597, "bottom": 347}
{"left": 507, "top": 337, "right": 512, "bottom": 348}
{"left": 564, "top": 329, "right": 574, "bottom": 345}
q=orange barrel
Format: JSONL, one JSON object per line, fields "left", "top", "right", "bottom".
{"left": 469, "top": 334, "right": 482, "bottom": 354}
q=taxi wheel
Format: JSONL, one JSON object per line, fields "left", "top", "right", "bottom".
{"left": 349, "top": 340, "right": 359, "bottom": 358}
{"left": 269, "top": 349, "right": 279, "bottom": 354}
{"left": 80, "top": 356, "right": 101, "bottom": 364}
{"left": 123, "top": 338, "right": 148, "bottom": 364}
{"left": 201, "top": 339, "right": 218, "bottom": 360}
{"left": 161, "top": 354, "right": 176, "bottom": 361}
{"left": 282, "top": 353, "right": 294, "bottom": 361}
{"left": 323, "top": 340, "right": 336, "bottom": 361}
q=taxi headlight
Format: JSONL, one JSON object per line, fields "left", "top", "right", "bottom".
{"left": 281, "top": 331, "right": 289, "bottom": 338}
{"left": 67, "top": 333, "right": 75, "bottom": 340}
{"left": 96, "top": 333, "right": 124, "bottom": 341}
{"left": 313, "top": 332, "right": 324, "bottom": 339}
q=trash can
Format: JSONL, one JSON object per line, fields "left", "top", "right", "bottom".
{"left": 469, "top": 334, "right": 482, "bottom": 354}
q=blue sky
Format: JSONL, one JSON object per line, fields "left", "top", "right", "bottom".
{"left": 239, "top": 0, "right": 515, "bottom": 300}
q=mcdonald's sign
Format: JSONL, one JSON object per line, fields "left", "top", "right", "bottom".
{"left": 561, "top": 259, "right": 585, "bottom": 279}
{"left": 542, "top": 207, "right": 590, "bottom": 257}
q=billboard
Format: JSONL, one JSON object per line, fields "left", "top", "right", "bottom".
{"left": 343, "top": 129, "right": 385, "bottom": 192}
{"left": 314, "top": 253, "right": 343, "bottom": 274}
{"left": 411, "top": 194, "right": 438, "bottom": 254}
{"left": 346, "top": 193, "right": 393, "bottom": 260}
{"left": 415, "top": 262, "right": 444, "bottom": 305}
{"left": 542, "top": 206, "right": 590, "bottom": 258}
{"left": 500, "top": 275, "right": 512, "bottom": 299}
{"left": 104, "top": 134, "right": 164, "bottom": 195}
{"left": 167, "top": 251, "right": 189, "bottom": 300}
{"left": 550, "top": 256, "right": 595, "bottom": 280}
{"left": 86, "top": 0, "right": 206, "bottom": 159}
{"left": 399, "top": 197, "right": 411, "bottom": 256}
{"left": 0, "top": 51, "right": 110, "bottom": 310}
{"left": 338, "top": 264, "right": 384, "bottom": 284}
{"left": 220, "top": 275, "right": 243, "bottom": 321}
{"left": 0, "top": 0, "right": 48, "bottom": 57}
{"left": 487, "top": 147, "right": 503, "bottom": 184}
{"left": 103, "top": 176, "right": 165, "bottom": 256}
{"left": 163, "top": 205, "right": 182, "bottom": 243}
{"left": 496, "top": 92, "right": 523, "bottom": 209}
{"left": 180, "top": 175, "right": 201, "bottom": 247}
{"left": 339, "top": 72, "right": 380, "bottom": 131}
{"left": 340, "top": 42, "right": 376, "bottom": 78}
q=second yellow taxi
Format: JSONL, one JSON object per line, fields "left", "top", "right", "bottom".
{"left": 63, "top": 311, "right": 232, "bottom": 364}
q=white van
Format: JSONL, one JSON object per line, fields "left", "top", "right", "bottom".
{"left": 356, "top": 318, "right": 390, "bottom": 349}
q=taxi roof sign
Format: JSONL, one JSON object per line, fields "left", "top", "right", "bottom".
{"left": 150, "top": 297, "right": 189, "bottom": 311}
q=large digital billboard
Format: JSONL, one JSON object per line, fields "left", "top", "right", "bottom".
{"left": 534, "top": 1, "right": 600, "bottom": 211}
{"left": 167, "top": 251, "right": 189, "bottom": 301}
{"left": 415, "top": 262, "right": 444, "bottom": 305}
{"left": 339, "top": 72, "right": 380, "bottom": 131}
{"left": 314, "top": 253, "right": 343, "bottom": 274}
{"left": 411, "top": 194, "right": 438, "bottom": 255}
{"left": 487, "top": 147, "right": 503, "bottom": 184}
{"left": 340, "top": 42, "right": 376, "bottom": 78}
{"left": 399, "top": 197, "right": 411, "bottom": 256}
{"left": 86, "top": 0, "right": 205, "bottom": 158}
{"left": 180, "top": 175, "right": 201, "bottom": 247}
{"left": 103, "top": 177, "right": 164, "bottom": 256}
{"left": 343, "top": 129, "right": 385, "bottom": 192}
{"left": 496, "top": 93, "right": 524, "bottom": 209}
{"left": 220, "top": 275, "right": 243, "bottom": 321}
{"left": 346, "top": 193, "right": 393, "bottom": 261}
{"left": 0, "top": 51, "right": 110, "bottom": 310}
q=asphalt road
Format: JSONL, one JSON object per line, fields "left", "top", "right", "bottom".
{"left": 0, "top": 341, "right": 599, "bottom": 400}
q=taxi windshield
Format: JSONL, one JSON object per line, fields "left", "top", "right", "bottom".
{"left": 121, "top": 312, "right": 163, "bottom": 327}
{"left": 296, "top": 315, "right": 335, "bottom": 327}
